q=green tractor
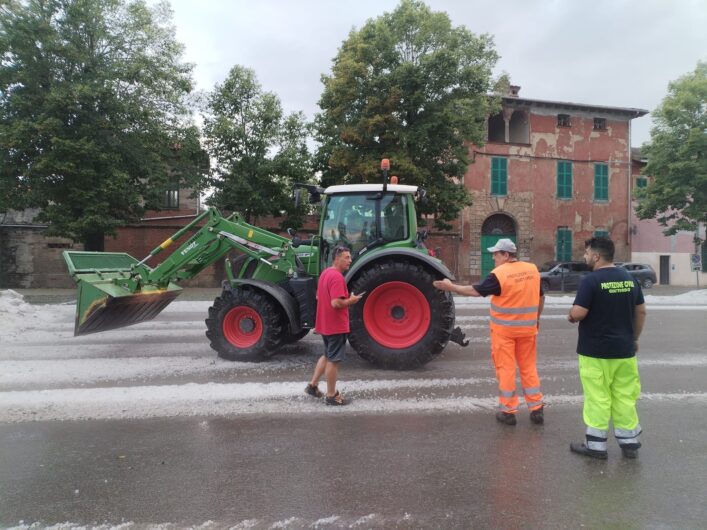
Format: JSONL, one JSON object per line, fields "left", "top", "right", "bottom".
{"left": 63, "top": 160, "right": 468, "bottom": 369}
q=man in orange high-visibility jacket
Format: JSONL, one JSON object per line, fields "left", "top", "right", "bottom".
{"left": 434, "top": 238, "right": 545, "bottom": 426}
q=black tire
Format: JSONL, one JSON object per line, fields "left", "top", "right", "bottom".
{"left": 642, "top": 278, "right": 654, "bottom": 289}
{"left": 541, "top": 279, "right": 551, "bottom": 292}
{"left": 348, "top": 259, "right": 454, "bottom": 370}
{"left": 284, "top": 328, "right": 310, "bottom": 344}
{"left": 205, "top": 287, "right": 284, "bottom": 362}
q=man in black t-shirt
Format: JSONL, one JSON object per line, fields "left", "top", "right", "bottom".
{"left": 567, "top": 237, "right": 647, "bottom": 459}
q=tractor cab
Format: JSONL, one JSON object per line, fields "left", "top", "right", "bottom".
{"left": 319, "top": 183, "right": 418, "bottom": 267}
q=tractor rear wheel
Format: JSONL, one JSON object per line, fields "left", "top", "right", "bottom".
{"left": 348, "top": 260, "right": 454, "bottom": 370}
{"left": 206, "top": 287, "right": 284, "bottom": 362}
{"left": 284, "top": 328, "right": 310, "bottom": 344}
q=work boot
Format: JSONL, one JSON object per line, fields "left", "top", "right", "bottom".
{"left": 496, "top": 411, "right": 517, "bottom": 426}
{"left": 620, "top": 444, "right": 641, "bottom": 459}
{"left": 570, "top": 442, "right": 608, "bottom": 460}
{"left": 530, "top": 406, "right": 544, "bottom": 425}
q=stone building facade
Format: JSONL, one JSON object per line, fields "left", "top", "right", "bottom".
{"left": 453, "top": 87, "right": 647, "bottom": 282}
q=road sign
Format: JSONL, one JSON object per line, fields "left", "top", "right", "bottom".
{"left": 690, "top": 253, "right": 702, "bottom": 272}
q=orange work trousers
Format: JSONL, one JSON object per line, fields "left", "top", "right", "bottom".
{"left": 490, "top": 330, "right": 543, "bottom": 414}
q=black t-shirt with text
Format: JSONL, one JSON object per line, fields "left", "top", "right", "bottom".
{"left": 573, "top": 266, "right": 645, "bottom": 359}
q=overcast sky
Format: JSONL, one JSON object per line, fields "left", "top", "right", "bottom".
{"left": 163, "top": 0, "right": 706, "bottom": 147}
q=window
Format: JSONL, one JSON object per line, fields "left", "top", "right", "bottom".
{"left": 380, "top": 194, "right": 408, "bottom": 241}
{"left": 594, "top": 230, "right": 609, "bottom": 238}
{"left": 557, "top": 114, "right": 571, "bottom": 127}
{"left": 488, "top": 112, "right": 505, "bottom": 142}
{"left": 593, "top": 117, "right": 606, "bottom": 130}
{"left": 636, "top": 177, "right": 648, "bottom": 188}
{"left": 509, "top": 110, "right": 529, "bottom": 143}
{"left": 557, "top": 161, "right": 572, "bottom": 199}
{"left": 322, "top": 192, "right": 392, "bottom": 264}
{"left": 556, "top": 227, "right": 572, "bottom": 261}
{"left": 163, "top": 185, "right": 179, "bottom": 209}
{"left": 491, "top": 157, "right": 507, "bottom": 196}
{"left": 594, "top": 163, "right": 609, "bottom": 201}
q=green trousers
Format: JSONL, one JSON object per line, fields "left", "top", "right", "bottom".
{"left": 578, "top": 354, "right": 641, "bottom": 433}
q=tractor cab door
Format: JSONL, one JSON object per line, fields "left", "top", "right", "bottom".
{"left": 320, "top": 192, "right": 409, "bottom": 267}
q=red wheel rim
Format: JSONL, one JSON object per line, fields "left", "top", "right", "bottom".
{"left": 363, "top": 281, "right": 431, "bottom": 349}
{"left": 223, "top": 306, "right": 263, "bottom": 348}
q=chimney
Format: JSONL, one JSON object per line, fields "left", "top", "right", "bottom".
{"left": 509, "top": 85, "right": 521, "bottom": 98}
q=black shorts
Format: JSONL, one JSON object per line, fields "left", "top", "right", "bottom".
{"left": 322, "top": 333, "right": 347, "bottom": 362}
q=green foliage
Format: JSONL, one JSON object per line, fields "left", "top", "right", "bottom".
{"left": 203, "top": 66, "right": 313, "bottom": 227}
{"left": 0, "top": 0, "right": 204, "bottom": 249}
{"left": 314, "top": 0, "right": 499, "bottom": 229}
{"left": 636, "top": 61, "right": 707, "bottom": 237}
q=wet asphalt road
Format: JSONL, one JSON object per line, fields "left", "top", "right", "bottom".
{"left": 1, "top": 293, "right": 707, "bottom": 528}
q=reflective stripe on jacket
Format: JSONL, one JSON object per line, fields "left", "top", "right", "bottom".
{"left": 490, "top": 261, "right": 541, "bottom": 337}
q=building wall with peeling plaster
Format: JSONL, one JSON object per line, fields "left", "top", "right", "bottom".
{"left": 451, "top": 91, "right": 647, "bottom": 282}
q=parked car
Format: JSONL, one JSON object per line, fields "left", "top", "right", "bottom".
{"left": 618, "top": 263, "right": 657, "bottom": 288}
{"left": 539, "top": 261, "right": 592, "bottom": 291}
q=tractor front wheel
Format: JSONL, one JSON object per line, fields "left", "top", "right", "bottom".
{"left": 348, "top": 260, "right": 454, "bottom": 370}
{"left": 206, "top": 287, "right": 284, "bottom": 362}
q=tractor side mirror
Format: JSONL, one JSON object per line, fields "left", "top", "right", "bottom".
{"left": 416, "top": 187, "right": 429, "bottom": 205}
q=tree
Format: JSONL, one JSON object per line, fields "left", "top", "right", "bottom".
{"left": 0, "top": 0, "right": 204, "bottom": 250}
{"left": 315, "top": 0, "right": 499, "bottom": 229}
{"left": 203, "top": 66, "right": 313, "bottom": 225}
{"left": 636, "top": 61, "right": 707, "bottom": 237}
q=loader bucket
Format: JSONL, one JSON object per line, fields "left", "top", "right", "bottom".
{"left": 63, "top": 251, "right": 182, "bottom": 336}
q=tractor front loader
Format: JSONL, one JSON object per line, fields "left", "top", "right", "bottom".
{"left": 64, "top": 160, "right": 468, "bottom": 369}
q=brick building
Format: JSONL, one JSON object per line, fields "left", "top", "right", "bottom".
{"left": 450, "top": 86, "right": 647, "bottom": 282}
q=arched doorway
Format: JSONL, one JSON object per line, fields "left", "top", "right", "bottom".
{"left": 481, "top": 213, "right": 517, "bottom": 277}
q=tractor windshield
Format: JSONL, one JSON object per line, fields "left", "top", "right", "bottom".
{"left": 321, "top": 193, "right": 408, "bottom": 265}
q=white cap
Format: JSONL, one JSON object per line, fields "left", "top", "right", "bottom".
{"left": 487, "top": 238, "right": 517, "bottom": 253}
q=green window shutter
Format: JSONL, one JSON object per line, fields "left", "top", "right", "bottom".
{"left": 636, "top": 177, "right": 648, "bottom": 188}
{"left": 556, "top": 227, "right": 572, "bottom": 261}
{"left": 702, "top": 242, "right": 707, "bottom": 273}
{"left": 594, "top": 230, "right": 609, "bottom": 238}
{"left": 491, "top": 157, "right": 507, "bottom": 196}
{"left": 594, "top": 164, "right": 608, "bottom": 200}
{"left": 557, "top": 161, "right": 572, "bottom": 198}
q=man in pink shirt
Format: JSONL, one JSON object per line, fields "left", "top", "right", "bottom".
{"left": 305, "top": 246, "right": 363, "bottom": 406}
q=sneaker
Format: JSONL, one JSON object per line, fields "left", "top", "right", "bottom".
{"left": 496, "top": 411, "right": 517, "bottom": 426}
{"left": 325, "top": 391, "right": 348, "bottom": 406}
{"left": 304, "top": 384, "right": 323, "bottom": 398}
{"left": 570, "top": 442, "right": 608, "bottom": 460}
{"left": 621, "top": 446, "right": 639, "bottom": 459}
{"left": 530, "top": 406, "right": 544, "bottom": 425}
